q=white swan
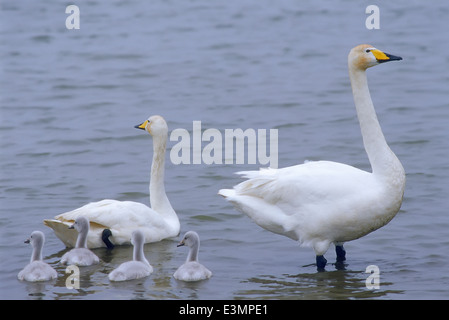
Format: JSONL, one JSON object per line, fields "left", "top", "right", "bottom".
{"left": 44, "top": 115, "right": 180, "bottom": 249}
{"left": 173, "top": 231, "right": 212, "bottom": 281}
{"left": 18, "top": 231, "right": 58, "bottom": 282}
{"left": 108, "top": 229, "right": 153, "bottom": 281}
{"left": 218, "top": 44, "right": 405, "bottom": 270}
{"left": 60, "top": 216, "right": 100, "bottom": 266}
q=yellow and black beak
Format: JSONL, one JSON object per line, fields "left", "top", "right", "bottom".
{"left": 134, "top": 120, "right": 149, "bottom": 131}
{"left": 372, "top": 49, "right": 402, "bottom": 63}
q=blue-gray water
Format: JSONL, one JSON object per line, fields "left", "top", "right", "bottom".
{"left": 1, "top": 0, "right": 448, "bottom": 300}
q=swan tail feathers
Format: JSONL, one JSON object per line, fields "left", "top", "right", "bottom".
{"left": 217, "top": 189, "right": 235, "bottom": 199}
{"left": 233, "top": 169, "right": 277, "bottom": 196}
{"left": 43, "top": 219, "right": 77, "bottom": 247}
{"left": 218, "top": 168, "right": 277, "bottom": 200}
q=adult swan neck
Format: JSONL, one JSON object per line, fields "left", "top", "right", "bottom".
{"left": 150, "top": 133, "right": 175, "bottom": 216}
{"left": 349, "top": 66, "right": 404, "bottom": 179}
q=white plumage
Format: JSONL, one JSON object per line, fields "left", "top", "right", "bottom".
{"left": 173, "top": 231, "right": 212, "bottom": 282}
{"left": 219, "top": 44, "right": 405, "bottom": 270}
{"left": 44, "top": 115, "right": 180, "bottom": 249}
{"left": 109, "top": 230, "right": 153, "bottom": 282}
{"left": 18, "top": 231, "right": 58, "bottom": 282}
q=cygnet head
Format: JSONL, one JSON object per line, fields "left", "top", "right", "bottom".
{"left": 25, "top": 230, "right": 46, "bottom": 262}
{"left": 134, "top": 115, "right": 168, "bottom": 137}
{"left": 131, "top": 229, "right": 145, "bottom": 246}
{"left": 348, "top": 44, "right": 402, "bottom": 71}
{"left": 177, "top": 231, "right": 200, "bottom": 248}
{"left": 69, "top": 216, "right": 90, "bottom": 233}
{"left": 25, "top": 231, "right": 45, "bottom": 250}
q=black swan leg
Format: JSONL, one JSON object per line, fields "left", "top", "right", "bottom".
{"left": 335, "top": 245, "right": 346, "bottom": 262}
{"left": 316, "top": 255, "right": 327, "bottom": 271}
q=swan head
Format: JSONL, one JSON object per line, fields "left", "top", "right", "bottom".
{"left": 348, "top": 44, "right": 402, "bottom": 71}
{"left": 177, "top": 231, "right": 200, "bottom": 248}
{"left": 134, "top": 115, "right": 168, "bottom": 137}
{"left": 25, "top": 231, "right": 45, "bottom": 248}
{"left": 69, "top": 216, "right": 90, "bottom": 233}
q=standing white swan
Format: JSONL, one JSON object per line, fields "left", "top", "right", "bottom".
{"left": 44, "top": 115, "right": 180, "bottom": 249}
{"left": 173, "top": 231, "right": 212, "bottom": 281}
{"left": 218, "top": 44, "right": 405, "bottom": 270}
{"left": 109, "top": 229, "right": 153, "bottom": 281}
{"left": 18, "top": 231, "right": 58, "bottom": 282}
{"left": 60, "top": 216, "right": 100, "bottom": 266}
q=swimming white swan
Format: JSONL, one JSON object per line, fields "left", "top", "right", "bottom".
{"left": 173, "top": 231, "right": 212, "bottom": 281}
{"left": 108, "top": 229, "right": 153, "bottom": 281}
{"left": 218, "top": 44, "right": 405, "bottom": 270}
{"left": 60, "top": 216, "right": 100, "bottom": 266}
{"left": 44, "top": 115, "right": 180, "bottom": 249}
{"left": 18, "top": 231, "right": 58, "bottom": 282}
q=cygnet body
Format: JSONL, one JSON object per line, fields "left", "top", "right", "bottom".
{"left": 60, "top": 216, "right": 100, "bottom": 266}
{"left": 109, "top": 230, "right": 153, "bottom": 281}
{"left": 18, "top": 231, "right": 57, "bottom": 282}
{"left": 173, "top": 231, "right": 212, "bottom": 282}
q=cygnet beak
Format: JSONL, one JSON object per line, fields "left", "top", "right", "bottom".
{"left": 177, "top": 240, "right": 185, "bottom": 247}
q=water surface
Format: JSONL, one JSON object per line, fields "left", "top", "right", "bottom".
{"left": 1, "top": 0, "right": 448, "bottom": 300}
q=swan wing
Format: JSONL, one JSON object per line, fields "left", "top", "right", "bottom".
{"left": 237, "top": 161, "right": 372, "bottom": 205}
{"left": 17, "top": 261, "right": 57, "bottom": 282}
{"left": 109, "top": 261, "right": 153, "bottom": 281}
{"left": 60, "top": 248, "right": 99, "bottom": 266}
{"left": 220, "top": 161, "right": 381, "bottom": 243}
{"left": 173, "top": 261, "right": 212, "bottom": 282}
{"left": 44, "top": 199, "right": 178, "bottom": 248}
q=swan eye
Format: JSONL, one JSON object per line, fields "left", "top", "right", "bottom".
{"left": 366, "top": 49, "right": 371, "bottom": 53}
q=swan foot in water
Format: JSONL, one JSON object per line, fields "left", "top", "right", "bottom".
{"left": 334, "top": 245, "right": 347, "bottom": 270}
{"left": 316, "top": 255, "right": 327, "bottom": 271}
{"left": 102, "top": 229, "right": 114, "bottom": 250}
{"left": 335, "top": 245, "right": 346, "bottom": 262}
